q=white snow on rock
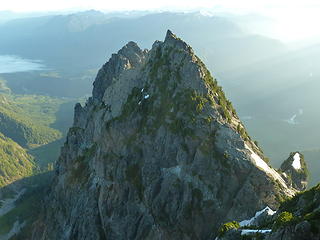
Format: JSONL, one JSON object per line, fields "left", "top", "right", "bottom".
{"left": 240, "top": 206, "right": 276, "bottom": 227}
{"left": 245, "top": 144, "right": 293, "bottom": 194}
{"left": 292, "top": 153, "right": 301, "bottom": 170}
{"left": 245, "top": 144, "right": 270, "bottom": 172}
{"left": 241, "top": 229, "right": 271, "bottom": 235}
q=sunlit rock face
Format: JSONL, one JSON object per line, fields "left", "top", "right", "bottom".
{"left": 32, "top": 30, "right": 301, "bottom": 240}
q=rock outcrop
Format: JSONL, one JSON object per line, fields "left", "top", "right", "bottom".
{"left": 32, "top": 30, "right": 302, "bottom": 240}
{"left": 266, "top": 183, "right": 320, "bottom": 240}
{"left": 280, "top": 152, "right": 308, "bottom": 191}
{"left": 217, "top": 184, "right": 320, "bottom": 240}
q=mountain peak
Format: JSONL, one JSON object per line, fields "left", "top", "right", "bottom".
{"left": 118, "top": 41, "right": 145, "bottom": 66}
{"left": 165, "top": 29, "right": 176, "bottom": 41}
{"left": 34, "top": 31, "right": 303, "bottom": 240}
{"left": 120, "top": 41, "right": 141, "bottom": 53}
{"left": 163, "top": 29, "right": 191, "bottom": 52}
{"left": 92, "top": 40, "right": 146, "bottom": 101}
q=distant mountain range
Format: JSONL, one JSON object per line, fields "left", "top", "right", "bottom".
{"left": 0, "top": 11, "right": 287, "bottom": 96}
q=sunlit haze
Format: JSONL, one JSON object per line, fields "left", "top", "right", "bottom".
{"left": 1, "top": 0, "right": 320, "bottom": 41}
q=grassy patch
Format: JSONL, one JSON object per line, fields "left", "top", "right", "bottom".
{"left": 217, "top": 221, "right": 240, "bottom": 237}
{"left": 273, "top": 211, "right": 298, "bottom": 230}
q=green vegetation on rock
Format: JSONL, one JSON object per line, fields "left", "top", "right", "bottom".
{"left": 273, "top": 211, "right": 295, "bottom": 230}
{"left": 0, "top": 94, "right": 69, "bottom": 148}
{"left": 269, "top": 183, "right": 320, "bottom": 234}
{"left": 0, "top": 133, "right": 35, "bottom": 187}
{"left": 280, "top": 184, "right": 320, "bottom": 214}
{"left": 218, "top": 221, "right": 240, "bottom": 237}
{"left": 113, "top": 43, "right": 240, "bottom": 142}
{"left": 67, "top": 144, "right": 97, "bottom": 185}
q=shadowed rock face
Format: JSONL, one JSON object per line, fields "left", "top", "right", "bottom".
{"left": 32, "top": 30, "right": 301, "bottom": 240}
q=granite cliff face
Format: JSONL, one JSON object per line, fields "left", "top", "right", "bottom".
{"left": 32, "top": 31, "right": 303, "bottom": 240}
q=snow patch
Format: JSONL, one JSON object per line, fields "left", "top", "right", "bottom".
{"left": 241, "top": 229, "right": 271, "bottom": 235}
{"left": 138, "top": 94, "right": 150, "bottom": 104}
{"left": 245, "top": 144, "right": 289, "bottom": 190}
{"left": 292, "top": 153, "right": 301, "bottom": 170}
{"left": 240, "top": 206, "right": 276, "bottom": 227}
{"left": 245, "top": 145, "right": 269, "bottom": 172}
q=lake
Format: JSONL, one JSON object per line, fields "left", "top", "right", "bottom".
{"left": 0, "top": 55, "right": 45, "bottom": 73}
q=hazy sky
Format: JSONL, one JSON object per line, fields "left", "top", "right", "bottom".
{"left": 1, "top": 0, "right": 318, "bottom": 13}
{"left": 1, "top": 0, "right": 320, "bottom": 41}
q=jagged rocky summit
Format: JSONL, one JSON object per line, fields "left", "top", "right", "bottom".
{"left": 32, "top": 30, "right": 305, "bottom": 240}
